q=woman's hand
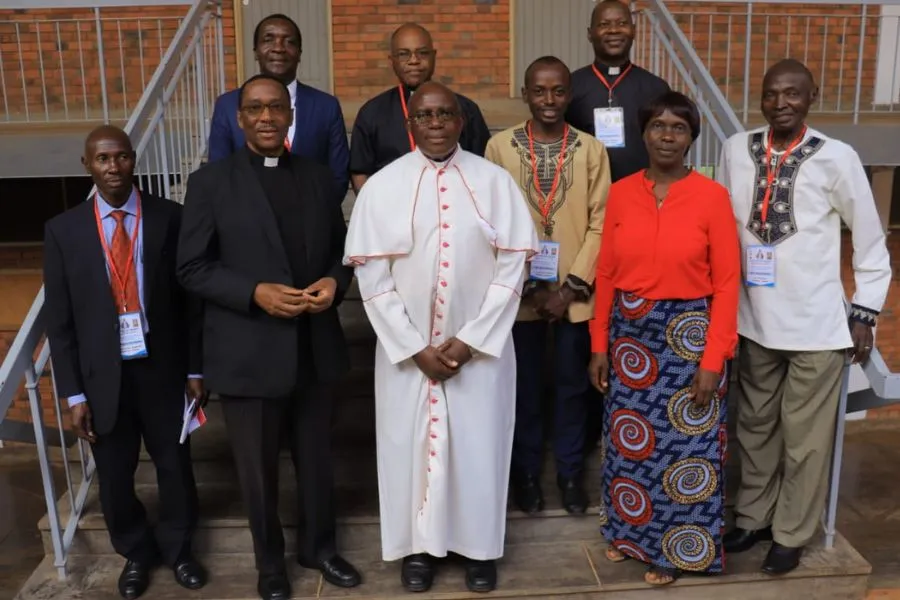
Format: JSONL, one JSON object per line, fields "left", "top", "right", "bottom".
{"left": 588, "top": 352, "right": 610, "bottom": 393}
{"left": 688, "top": 367, "right": 719, "bottom": 407}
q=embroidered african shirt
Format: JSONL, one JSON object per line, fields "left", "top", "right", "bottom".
{"left": 485, "top": 122, "right": 611, "bottom": 323}
{"left": 717, "top": 126, "right": 891, "bottom": 351}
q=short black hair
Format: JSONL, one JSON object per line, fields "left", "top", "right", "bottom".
{"left": 523, "top": 56, "right": 570, "bottom": 87}
{"left": 763, "top": 58, "right": 815, "bottom": 88}
{"left": 591, "top": 0, "right": 633, "bottom": 26}
{"left": 638, "top": 91, "right": 701, "bottom": 141}
{"left": 253, "top": 13, "right": 302, "bottom": 49}
{"left": 238, "top": 74, "right": 291, "bottom": 108}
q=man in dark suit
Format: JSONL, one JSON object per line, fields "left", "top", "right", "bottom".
{"left": 43, "top": 125, "right": 206, "bottom": 600}
{"left": 177, "top": 74, "right": 361, "bottom": 600}
{"left": 207, "top": 13, "right": 349, "bottom": 205}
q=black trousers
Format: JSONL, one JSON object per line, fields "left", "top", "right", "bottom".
{"left": 91, "top": 358, "right": 198, "bottom": 565}
{"left": 220, "top": 383, "right": 336, "bottom": 575}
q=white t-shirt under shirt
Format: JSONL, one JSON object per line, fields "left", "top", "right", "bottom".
{"left": 287, "top": 79, "right": 298, "bottom": 148}
{"left": 717, "top": 126, "right": 891, "bottom": 351}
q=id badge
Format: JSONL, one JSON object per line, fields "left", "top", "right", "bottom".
{"left": 593, "top": 107, "right": 626, "bottom": 148}
{"left": 119, "top": 312, "right": 149, "bottom": 359}
{"left": 745, "top": 245, "right": 776, "bottom": 287}
{"left": 530, "top": 241, "right": 560, "bottom": 282}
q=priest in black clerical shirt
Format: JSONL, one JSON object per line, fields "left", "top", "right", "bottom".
{"left": 348, "top": 22, "right": 491, "bottom": 193}
{"left": 566, "top": 0, "right": 670, "bottom": 183}
{"left": 177, "top": 74, "right": 360, "bottom": 600}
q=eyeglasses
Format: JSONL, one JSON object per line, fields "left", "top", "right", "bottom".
{"left": 392, "top": 49, "right": 434, "bottom": 63}
{"left": 239, "top": 102, "right": 291, "bottom": 118}
{"left": 408, "top": 109, "right": 459, "bottom": 126}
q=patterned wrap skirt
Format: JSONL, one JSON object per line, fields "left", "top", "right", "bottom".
{"left": 601, "top": 291, "right": 728, "bottom": 573}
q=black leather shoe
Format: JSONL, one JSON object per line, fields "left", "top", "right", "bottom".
{"left": 762, "top": 542, "right": 802, "bottom": 575}
{"left": 557, "top": 474, "right": 588, "bottom": 514}
{"left": 118, "top": 560, "right": 153, "bottom": 599}
{"left": 465, "top": 559, "right": 497, "bottom": 593}
{"left": 401, "top": 553, "right": 434, "bottom": 593}
{"left": 513, "top": 474, "right": 544, "bottom": 515}
{"left": 723, "top": 526, "right": 773, "bottom": 553}
{"left": 316, "top": 555, "right": 361, "bottom": 588}
{"left": 257, "top": 572, "right": 291, "bottom": 600}
{"left": 173, "top": 555, "right": 207, "bottom": 590}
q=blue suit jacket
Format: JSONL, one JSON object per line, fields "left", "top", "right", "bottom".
{"left": 207, "top": 81, "right": 350, "bottom": 203}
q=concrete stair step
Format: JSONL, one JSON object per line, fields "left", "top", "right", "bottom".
{"left": 16, "top": 533, "right": 870, "bottom": 599}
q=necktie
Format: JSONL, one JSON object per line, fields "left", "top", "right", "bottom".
{"left": 110, "top": 210, "right": 140, "bottom": 314}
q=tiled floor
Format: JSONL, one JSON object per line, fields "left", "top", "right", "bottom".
{"left": 2, "top": 420, "right": 900, "bottom": 598}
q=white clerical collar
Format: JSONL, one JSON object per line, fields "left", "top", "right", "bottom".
{"left": 264, "top": 156, "right": 279, "bottom": 167}
{"left": 418, "top": 145, "right": 461, "bottom": 169}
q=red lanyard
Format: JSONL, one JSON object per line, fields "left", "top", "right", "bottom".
{"left": 398, "top": 85, "right": 416, "bottom": 151}
{"left": 761, "top": 126, "right": 807, "bottom": 225}
{"left": 527, "top": 121, "right": 569, "bottom": 236}
{"left": 591, "top": 63, "right": 634, "bottom": 104}
{"left": 94, "top": 190, "right": 141, "bottom": 311}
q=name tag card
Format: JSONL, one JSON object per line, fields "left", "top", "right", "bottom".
{"left": 119, "top": 312, "right": 149, "bottom": 359}
{"left": 745, "top": 245, "right": 776, "bottom": 287}
{"left": 530, "top": 241, "right": 560, "bottom": 282}
{"left": 593, "top": 107, "right": 626, "bottom": 148}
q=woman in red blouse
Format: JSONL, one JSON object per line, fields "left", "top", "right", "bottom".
{"left": 588, "top": 91, "right": 740, "bottom": 586}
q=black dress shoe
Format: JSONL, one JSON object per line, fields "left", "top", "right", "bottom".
{"left": 762, "top": 542, "right": 802, "bottom": 575}
{"left": 173, "top": 555, "right": 207, "bottom": 590}
{"left": 513, "top": 474, "right": 544, "bottom": 515}
{"left": 118, "top": 560, "right": 153, "bottom": 599}
{"left": 401, "top": 553, "right": 434, "bottom": 593}
{"left": 557, "top": 474, "right": 588, "bottom": 514}
{"left": 257, "top": 572, "right": 291, "bottom": 600}
{"left": 316, "top": 555, "right": 362, "bottom": 588}
{"left": 465, "top": 559, "right": 497, "bottom": 593}
{"left": 723, "top": 526, "right": 773, "bottom": 553}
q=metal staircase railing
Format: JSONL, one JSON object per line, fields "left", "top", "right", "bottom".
{"left": 0, "top": 0, "right": 225, "bottom": 579}
{"left": 644, "top": 0, "right": 900, "bottom": 551}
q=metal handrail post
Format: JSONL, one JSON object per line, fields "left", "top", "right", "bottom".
{"left": 823, "top": 364, "right": 851, "bottom": 550}
{"left": 94, "top": 7, "right": 110, "bottom": 123}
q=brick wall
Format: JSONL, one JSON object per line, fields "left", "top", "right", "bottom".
{"left": 668, "top": 3, "right": 880, "bottom": 113}
{"left": 0, "top": 3, "right": 238, "bottom": 121}
{"left": 331, "top": 0, "right": 510, "bottom": 101}
{"left": 0, "top": 330, "right": 64, "bottom": 434}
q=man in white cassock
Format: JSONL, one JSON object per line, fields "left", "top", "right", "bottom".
{"left": 344, "top": 82, "right": 539, "bottom": 594}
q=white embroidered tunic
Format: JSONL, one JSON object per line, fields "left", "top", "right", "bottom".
{"left": 717, "top": 126, "right": 891, "bottom": 351}
{"left": 344, "top": 147, "right": 539, "bottom": 561}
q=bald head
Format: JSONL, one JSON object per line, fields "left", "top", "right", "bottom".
{"left": 84, "top": 125, "right": 132, "bottom": 156}
{"left": 389, "top": 22, "right": 436, "bottom": 89}
{"left": 391, "top": 22, "right": 432, "bottom": 49}
{"left": 763, "top": 58, "right": 815, "bottom": 88}
{"left": 408, "top": 81, "right": 460, "bottom": 113}
{"left": 82, "top": 125, "right": 136, "bottom": 205}
{"left": 405, "top": 82, "right": 463, "bottom": 159}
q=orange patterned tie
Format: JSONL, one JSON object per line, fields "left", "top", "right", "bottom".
{"left": 109, "top": 210, "right": 140, "bottom": 314}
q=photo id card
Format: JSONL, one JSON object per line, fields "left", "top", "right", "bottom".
{"left": 530, "top": 241, "right": 560, "bottom": 282}
{"left": 119, "top": 312, "right": 149, "bottom": 359}
{"left": 745, "top": 245, "right": 776, "bottom": 287}
{"left": 593, "top": 107, "right": 626, "bottom": 148}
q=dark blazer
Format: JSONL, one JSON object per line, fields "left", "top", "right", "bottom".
{"left": 43, "top": 192, "right": 202, "bottom": 436}
{"left": 176, "top": 148, "right": 353, "bottom": 398}
{"left": 207, "top": 81, "right": 350, "bottom": 204}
